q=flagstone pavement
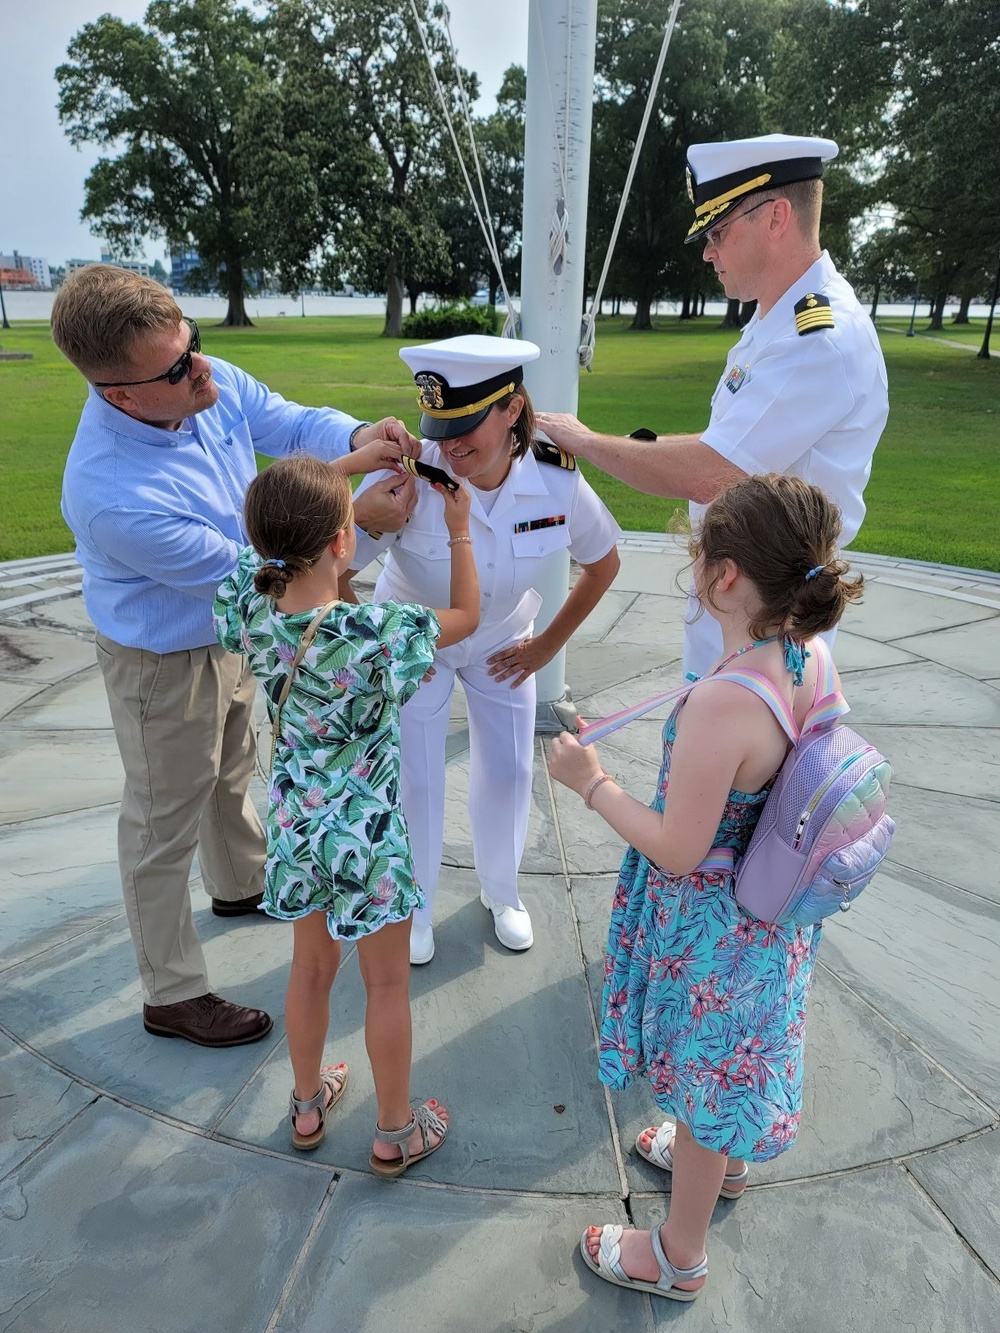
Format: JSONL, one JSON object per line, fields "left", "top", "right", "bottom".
{"left": 1, "top": 538, "right": 997, "bottom": 1333}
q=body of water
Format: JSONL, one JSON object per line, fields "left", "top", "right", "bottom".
{"left": 2, "top": 288, "right": 992, "bottom": 324}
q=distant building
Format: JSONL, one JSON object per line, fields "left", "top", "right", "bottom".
{"left": 66, "top": 251, "right": 153, "bottom": 280}
{"left": 0, "top": 252, "right": 51, "bottom": 288}
{"left": 170, "top": 248, "right": 203, "bottom": 294}
{"left": 100, "top": 247, "right": 151, "bottom": 279}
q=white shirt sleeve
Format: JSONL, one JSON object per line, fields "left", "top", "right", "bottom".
{"left": 702, "top": 333, "right": 856, "bottom": 475}
{"left": 567, "top": 472, "right": 622, "bottom": 564}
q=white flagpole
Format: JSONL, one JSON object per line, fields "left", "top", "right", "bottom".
{"left": 519, "top": 0, "right": 598, "bottom": 733}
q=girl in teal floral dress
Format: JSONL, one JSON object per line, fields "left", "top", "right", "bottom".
{"left": 215, "top": 455, "right": 479, "bottom": 1173}
{"left": 550, "top": 475, "right": 862, "bottom": 1302}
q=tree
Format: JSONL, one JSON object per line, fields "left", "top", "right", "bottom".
{"left": 880, "top": 0, "right": 1000, "bottom": 330}
{"left": 57, "top": 0, "right": 274, "bottom": 326}
{"left": 270, "top": 0, "right": 478, "bottom": 337}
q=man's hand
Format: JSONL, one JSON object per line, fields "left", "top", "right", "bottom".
{"left": 352, "top": 417, "right": 421, "bottom": 459}
{"left": 534, "top": 411, "right": 597, "bottom": 459}
{"left": 353, "top": 473, "right": 417, "bottom": 535}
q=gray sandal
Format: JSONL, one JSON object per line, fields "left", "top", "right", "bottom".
{"left": 369, "top": 1099, "right": 449, "bottom": 1179}
{"left": 289, "top": 1062, "right": 348, "bottom": 1151}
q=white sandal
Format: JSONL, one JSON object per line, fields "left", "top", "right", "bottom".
{"left": 289, "top": 1063, "right": 348, "bottom": 1151}
{"left": 636, "top": 1121, "right": 749, "bottom": 1198}
{"left": 369, "top": 1099, "right": 449, "bottom": 1179}
{"left": 580, "top": 1224, "right": 708, "bottom": 1301}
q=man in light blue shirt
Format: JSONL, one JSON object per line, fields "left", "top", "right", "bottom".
{"left": 55, "top": 265, "right": 418, "bottom": 1049}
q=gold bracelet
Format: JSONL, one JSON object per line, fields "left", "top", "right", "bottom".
{"left": 448, "top": 535, "right": 472, "bottom": 546}
{"left": 583, "top": 772, "right": 613, "bottom": 809}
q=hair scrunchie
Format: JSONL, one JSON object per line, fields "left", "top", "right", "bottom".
{"left": 265, "top": 558, "right": 286, "bottom": 570}
{"left": 804, "top": 565, "right": 825, "bottom": 582}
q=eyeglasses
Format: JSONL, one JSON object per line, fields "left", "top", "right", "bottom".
{"left": 94, "top": 318, "right": 201, "bottom": 388}
{"left": 702, "top": 199, "right": 772, "bottom": 249}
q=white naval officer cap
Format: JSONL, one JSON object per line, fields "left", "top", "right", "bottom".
{"left": 684, "top": 133, "right": 839, "bottom": 244}
{"left": 399, "top": 334, "right": 541, "bottom": 441}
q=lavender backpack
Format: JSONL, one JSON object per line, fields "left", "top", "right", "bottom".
{"left": 579, "top": 638, "right": 895, "bottom": 928}
{"left": 720, "top": 639, "right": 895, "bottom": 927}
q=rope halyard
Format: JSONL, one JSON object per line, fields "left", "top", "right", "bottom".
{"left": 579, "top": 0, "right": 682, "bottom": 370}
{"left": 409, "top": 0, "right": 518, "bottom": 334}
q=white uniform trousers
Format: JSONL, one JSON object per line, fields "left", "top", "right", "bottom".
{"left": 400, "top": 639, "right": 536, "bottom": 928}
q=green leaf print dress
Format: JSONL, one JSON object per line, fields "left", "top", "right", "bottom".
{"left": 214, "top": 548, "right": 441, "bottom": 939}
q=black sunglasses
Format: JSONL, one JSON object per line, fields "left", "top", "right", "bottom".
{"left": 94, "top": 318, "right": 201, "bottom": 388}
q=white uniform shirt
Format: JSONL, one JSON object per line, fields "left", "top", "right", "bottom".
{"left": 694, "top": 250, "right": 889, "bottom": 545}
{"left": 353, "top": 443, "right": 621, "bottom": 646}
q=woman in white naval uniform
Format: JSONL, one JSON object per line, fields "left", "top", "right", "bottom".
{"left": 348, "top": 336, "right": 621, "bottom": 965}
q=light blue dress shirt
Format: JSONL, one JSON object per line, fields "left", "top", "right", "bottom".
{"left": 61, "top": 357, "right": 361, "bottom": 653}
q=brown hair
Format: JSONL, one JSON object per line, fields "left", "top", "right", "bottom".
{"left": 493, "top": 385, "right": 536, "bottom": 459}
{"left": 243, "top": 456, "right": 353, "bottom": 600}
{"left": 50, "top": 264, "right": 183, "bottom": 382}
{"left": 690, "top": 473, "right": 863, "bottom": 641}
{"left": 755, "top": 178, "right": 823, "bottom": 242}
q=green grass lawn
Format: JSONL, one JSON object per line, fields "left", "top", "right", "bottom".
{"left": 2, "top": 314, "right": 998, "bottom": 570}
{"left": 876, "top": 315, "right": 993, "bottom": 348}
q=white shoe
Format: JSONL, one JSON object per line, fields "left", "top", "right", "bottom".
{"left": 480, "top": 891, "right": 533, "bottom": 951}
{"left": 409, "top": 922, "right": 435, "bottom": 965}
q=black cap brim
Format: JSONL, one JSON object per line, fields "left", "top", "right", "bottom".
{"left": 419, "top": 404, "right": 494, "bottom": 441}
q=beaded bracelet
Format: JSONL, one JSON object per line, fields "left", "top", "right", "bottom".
{"left": 448, "top": 535, "right": 472, "bottom": 547}
{"left": 583, "top": 772, "right": 613, "bottom": 809}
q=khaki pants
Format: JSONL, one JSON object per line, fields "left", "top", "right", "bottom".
{"left": 96, "top": 633, "right": 265, "bottom": 1004}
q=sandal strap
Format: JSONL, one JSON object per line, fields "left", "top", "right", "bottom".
{"left": 374, "top": 1113, "right": 417, "bottom": 1149}
{"left": 649, "top": 1227, "right": 708, "bottom": 1287}
{"left": 290, "top": 1084, "right": 328, "bottom": 1117}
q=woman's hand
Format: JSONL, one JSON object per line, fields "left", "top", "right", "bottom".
{"left": 549, "top": 730, "right": 603, "bottom": 795}
{"left": 352, "top": 474, "right": 417, "bottom": 534}
{"left": 486, "top": 636, "right": 556, "bottom": 689}
{"left": 437, "top": 481, "right": 472, "bottom": 536}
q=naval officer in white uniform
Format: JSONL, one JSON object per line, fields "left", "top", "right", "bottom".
{"left": 536, "top": 133, "right": 889, "bottom": 679}
{"left": 348, "top": 336, "right": 621, "bottom": 964}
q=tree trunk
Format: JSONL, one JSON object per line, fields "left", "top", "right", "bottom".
{"left": 721, "top": 298, "right": 742, "bottom": 329}
{"left": 407, "top": 287, "right": 419, "bottom": 318}
{"left": 952, "top": 293, "right": 972, "bottom": 324}
{"left": 869, "top": 280, "right": 881, "bottom": 322}
{"left": 383, "top": 261, "right": 404, "bottom": 338}
{"left": 489, "top": 276, "right": 500, "bottom": 306}
{"left": 630, "top": 293, "right": 653, "bottom": 330}
{"left": 928, "top": 291, "right": 947, "bottom": 330}
{"left": 699, "top": 292, "right": 706, "bottom": 316}
{"left": 739, "top": 300, "right": 757, "bottom": 326}
{"left": 220, "top": 261, "right": 252, "bottom": 327}
{"left": 679, "top": 291, "right": 692, "bottom": 319}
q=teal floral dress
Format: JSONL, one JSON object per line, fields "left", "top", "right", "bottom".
{"left": 599, "top": 701, "right": 821, "bottom": 1163}
{"left": 214, "top": 548, "right": 440, "bottom": 940}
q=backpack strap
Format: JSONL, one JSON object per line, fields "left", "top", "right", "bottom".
{"left": 800, "top": 637, "right": 850, "bottom": 734}
{"left": 708, "top": 669, "right": 801, "bottom": 745}
{"left": 268, "top": 599, "right": 340, "bottom": 775}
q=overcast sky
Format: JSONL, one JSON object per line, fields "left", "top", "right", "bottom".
{"left": 0, "top": 0, "right": 530, "bottom": 268}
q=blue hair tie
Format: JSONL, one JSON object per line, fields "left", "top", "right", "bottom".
{"left": 804, "top": 565, "right": 825, "bottom": 582}
{"left": 267, "top": 558, "right": 286, "bottom": 570}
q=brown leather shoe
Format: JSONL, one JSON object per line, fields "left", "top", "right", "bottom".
{"left": 143, "top": 993, "right": 273, "bottom": 1047}
{"left": 211, "top": 892, "right": 265, "bottom": 917}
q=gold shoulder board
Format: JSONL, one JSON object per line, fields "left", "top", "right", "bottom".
{"left": 794, "top": 292, "right": 835, "bottom": 335}
{"left": 532, "top": 440, "right": 577, "bottom": 471}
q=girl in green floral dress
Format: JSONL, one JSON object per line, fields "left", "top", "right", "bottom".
{"left": 214, "top": 455, "right": 479, "bottom": 1172}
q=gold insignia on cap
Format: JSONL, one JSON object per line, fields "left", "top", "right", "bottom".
{"left": 415, "top": 372, "right": 446, "bottom": 411}
{"left": 793, "top": 292, "right": 835, "bottom": 335}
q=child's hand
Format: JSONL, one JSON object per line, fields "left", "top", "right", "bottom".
{"left": 549, "top": 731, "right": 603, "bottom": 795}
{"left": 344, "top": 438, "right": 407, "bottom": 477}
{"left": 437, "top": 480, "right": 473, "bottom": 536}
